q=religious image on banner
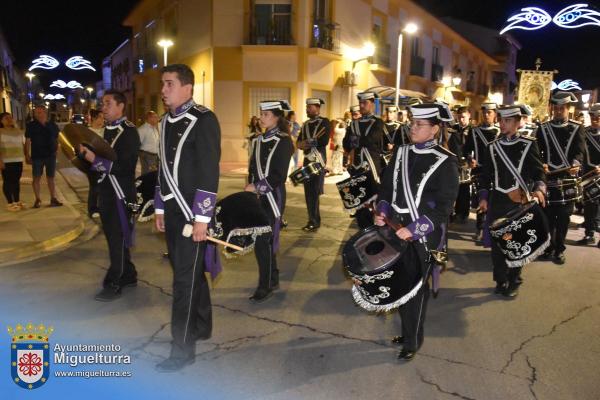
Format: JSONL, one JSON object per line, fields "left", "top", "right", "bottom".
{"left": 516, "top": 69, "right": 555, "bottom": 120}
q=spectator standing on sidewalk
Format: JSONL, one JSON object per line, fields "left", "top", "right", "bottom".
{"left": 24, "top": 105, "right": 62, "bottom": 208}
{"left": 0, "top": 112, "right": 26, "bottom": 211}
{"left": 137, "top": 111, "right": 160, "bottom": 174}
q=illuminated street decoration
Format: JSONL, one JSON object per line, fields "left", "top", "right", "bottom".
{"left": 65, "top": 56, "right": 96, "bottom": 71}
{"left": 50, "top": 80, "right": 84, "bottom": 89}
{"left": 29, "top": 55, "right": 60, "bottom": 71}
{"left": 501, "top": 3, "right": 600, "bottom": 33}
{"left": 43, "top": 94, "right": 66, "bottom": 100}
{"left": 66, "top": 81, "right": 84, "bottom": 89}
{"left": 553, "top": 4, "right": 600, "bottom": 28}
{"left": 500, "top": 7, "right": 552, "bottom": 34}
{"left": 551, "top": 79, "right": 582, "bottom": 91}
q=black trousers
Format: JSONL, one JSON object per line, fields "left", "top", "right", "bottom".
{"left": 99, "top": 194, "right": 137, "bottom": 287}
{"left": 491, "top": 240, "right": 522, "bottom": 284}
{"left": 583, "top": 201, "right": 599, "bottom": 237}
{"left": 1, "top": 161, "right": 22, "bottom": 203}
{"left": 399, "top": 280, "right": 430, "bottom": 352}
{"left": 254, "top": 232, "right": 278, "bottom": 290}
{"left": 544, "top": 203, "right": 574, "bottom": 254}
{"left": 454, "top": 183, "right": 471, "bottom": 219}
{"left": 87, "top": 172, "right": 100, "bottom": 215}
{"left": 303, "top": 172, "right": 323, "bottom": 226}
{"left": 165, "top": 207, "right": 212, "bottom": 358}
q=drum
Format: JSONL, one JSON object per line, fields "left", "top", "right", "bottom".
{"left": 289, "top": 162, "right": 324, "bottom": 186}
{"left": 343, "top": 226, "right": 422, "bottom": 312}
{"left": 582, "top": 173, "right": 600, "bottom": 204}
{"left": 210, "top": 192, "right": 272, "bottom": 257}
{"left": 336, "top": 166, "right": 378, "bottom": 213}
{"left": 134, "top": 171, "right": 158, "bottom": 222}
{"left": 546, "top": 178, "right": 582, "bottom": 205}
{"left": 489, "top": 201, "right": 550, "bottom": 267}
{"left": 459, "top": 166, "right": 471, "bottom": 185}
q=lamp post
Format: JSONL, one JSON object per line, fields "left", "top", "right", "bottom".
{"left": 86, "top": 87, "right": 94, "bottom": 109}
{"left": 157, "top": 39, "right": 174, "bottom": 66}
{"left": 395, "top": 23, "right": 418, "bottom": 107}
{"left": 25, "top": 72, "right": 35, "bottom": 114}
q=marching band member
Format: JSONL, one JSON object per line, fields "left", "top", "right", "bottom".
{"left": 343, "top": 92, "right": 385, "bottom": 229}
{"left": 535, "top": 91, "right": 586, "bottom": 264}
{"left": 478, "top": 106, "right": 546, "bottom": 297}
{"left": 576, "top": 103, "right": 600, "bottom": 247}
{"left": 464, "top": 103, "right": 500, "bottom": 241}
{"left": 448, "top": 106, "right": 472, "bottom": 224}
{"left": 154, "top": 64, "right": 221, "bottom": 372}
{"left": 80, "top": 89, "right": 140, "bottom": 302}
{"left": 245, "top": 100, "right": 294, "bottom": 302}
{"left": 297, "top": 98, "right": 330, "bottom": 232}
{"left": 383, "top": 105, "right": 409, "bottom": 151}
{"left": 374, "top": 102, "right": 459, "bottom": 361}
{"left": 517, "top": 104, "right": 536, "bottom": 137}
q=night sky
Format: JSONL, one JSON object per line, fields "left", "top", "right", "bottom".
{"left": 1, "top": 0, "right": 599, "bottom": 89}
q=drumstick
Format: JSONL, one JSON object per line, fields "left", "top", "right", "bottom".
{"left": 207, "top": 236, "right": 244, "bottom": 252}
{"left": 366, "top": 203, "right": 403, "bottom": 231}
{"left": 546, "top": 165, "right": 579, "bottom": 176}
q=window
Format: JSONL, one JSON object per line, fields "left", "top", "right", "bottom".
{"left": 252, "top": 1, "right": 292, "bottom": 45}
{"left": 432, "top": 46, "right": 440, "bottom": 65}
{"left": 411, "top": 37, "right": 420, "bottom": 57}
{"left": 313, "top": 0, "right": 329, "bottom": 21}
{"left": 249, "top": 87, "right": 291, "bottom": 118}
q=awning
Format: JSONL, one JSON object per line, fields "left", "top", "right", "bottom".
{"left": 365, "top": 86, "right": 428, "bottom": 101}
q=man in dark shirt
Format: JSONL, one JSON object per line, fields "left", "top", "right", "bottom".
{"left": 25, "top": 105, "right": 62, "bottom": 208}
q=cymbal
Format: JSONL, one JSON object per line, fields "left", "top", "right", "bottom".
{"left": 62, "top": 124, "right": 116, "bottom": 161}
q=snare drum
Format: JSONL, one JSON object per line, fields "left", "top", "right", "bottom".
{"left": 546, "top": 178, "right": 582, "bottom": 205}
{"left": 288, "top": 162, "right": 324, "bottom": 186}
{"left": 336, "top": 166, "right": 378, "bottom": 212}
{"left": 489, "top": 201, "right": 550, "bottom": 267}
{"left": 343, "top": 225, "right": 422, "bottom": 312}
{"left": 582, "top": 173, "right": 600, "bottom": 204}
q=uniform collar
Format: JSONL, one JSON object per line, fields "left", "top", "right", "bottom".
{"left": 263, "top": 127, "right": 280, "bottom": 139}
{"left": 360, "top": 113, "right": 374, "bottom": 121}
{"left": 414, "top": 139, "right": 436, "bottom": 149}
{"left": 551, "top": 119, "right": 568, "bottom": 126}
{"left": 106, "top": 116, "right": 126, "bottom": 127}
{"left": 308, "top": 116, "right": 321, "bottom": 121}
{"left": 501, "top": 132, "right": 520, "bottom": 142}
{"left": 171, "top": 98, "right": 195, "bottom": 117}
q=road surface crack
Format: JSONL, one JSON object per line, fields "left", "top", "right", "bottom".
{"left": 525, "top": 356, "right": 539, "bottom": 400}
{"left": 417, "top": 370, "right": 479, "bottom": 400}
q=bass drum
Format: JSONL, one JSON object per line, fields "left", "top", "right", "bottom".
{"left": 134, "top": 171, "right": 158, "bottom": 222}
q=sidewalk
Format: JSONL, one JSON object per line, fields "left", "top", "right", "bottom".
{"left": 0, "top": 161, "right": 87, "bottom": 266}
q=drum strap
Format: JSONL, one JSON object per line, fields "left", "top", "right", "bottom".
{"left": 473, "top": 128, "right": 491, "bottom": 162}
{"left": 303, "top": 119, "right": 326, "bottom": 167}
{"left": 360, "top": 147, "right": 380, "bottom": 183}
{"left": 585, "top": 130, "right": 600, "bottom": 155}
{"left": 492, "top": 142, "right": 532, "bottom": 199}
{"left": 400, "top": 146, "right": 428, "bottom": 247}
{"left": 541, "top": 123, "right": 570, "bottom": 168}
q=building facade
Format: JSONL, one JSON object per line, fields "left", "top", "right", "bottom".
{"left": 121, "top": 0, "right": 507, "bottom": 165}
{"left": 0, "top": 28, "right": 27, "bottom": 127}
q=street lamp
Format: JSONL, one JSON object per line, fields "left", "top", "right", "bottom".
{"left": 25, "top": 72, "right": 36, "bottom": 113}
{"left": 39, "top": 92, "right": 45, "bottom": 99}
{"left": 395, "top": 23, "right": 419, "bottom": 107}
{"left": 351, "top": 41, "right": 376, "bottom": 70}
{"left": 86, "top": 87, "right": 94, "bottom": 109}
{"left": 157, "top": 39, "right": 174, "bottom": 66}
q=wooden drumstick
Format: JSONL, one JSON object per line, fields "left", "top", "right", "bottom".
{"left": 207, "top": 236, "right": 244, "bottom": 252}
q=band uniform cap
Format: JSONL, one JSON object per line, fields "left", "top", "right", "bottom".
{"left": 306, "top": 98, "right": 324, "bottom": 105}
{"left": 260, "top": 100, "right": 291, "bottom": 111}
{"left": 497, "top": 106, "right": 522, "bottom": 119}
{"left": 481, "top": 102, "right": 498, "bottom": 111}
{"left": 550, "top": 91, "right": 578, "bottom": 105}
{"left": 357, "top": 92, "right": 379, "bottom": 101}
{"left": 410, "top": 102, "right": 454, "bottom": 122}
{"left": 350, "top": 105, "right": 360, "bottom": 112}
{"left": 407, "top": 97, "right": 423, "bottom": 106}
{"left": 589, "top": 103, "right": 600, "bottom": 116}
{"left": 517, "top": 103, "right": 533, "bottom": 117}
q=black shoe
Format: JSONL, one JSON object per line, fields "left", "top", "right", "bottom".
{"left": 155, "top": 355, "right": 195, "bottom": 373}
{"left": 50, "top": 197, "right": 63, "bottom": 207}
{"left": 249, "top": 288, "right": 273, "bottom": 303}
{"left": 391, "top": 336, "right": 404, "bottom": 345}
{"left": 281, "top": 219, "right": 288, "bottom": 229}
{"left": 502, "top": 282, "right": 519, "bottom": 298}
{"left": 597, "top": 240, "right": 600, "bottom": 249}
{"left": 270, "top": 282, "right": 280, "bottom": 291}
{"left": 553, "top": 252, "right": 566, "bottom": 265}
{"left": 302, "top": 224, "right": 319, "bottom": 232}
{"left": 162, "top": 252, "right": 169, "bottom": 258}
{"left": 494, "top": 282, "right": 508, "bottom": 294}
{"left": 397, "top": 348, "right": 416, "bottom": 361}
{"left": 94, "top": 285, "right": 122, "bottom": 302}
{"left": 576, "top": 236, "right": 594, "bottom": 246}
{"left": 515, "top": 275, "right": 524, "bottom": 285}
{"left": 537, "top": 250, "right": 553, "bottom": 261}
{"left": 119, "top": 277, "right": 138, "bottom": 288}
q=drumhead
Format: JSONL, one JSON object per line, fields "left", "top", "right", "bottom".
{"left": 343, "top": 225, "right": 405, "bottom": 274}
{"left": 490, "top": 201, "right": 537, "bottom": 230}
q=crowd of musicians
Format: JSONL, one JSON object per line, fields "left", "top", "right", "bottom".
{"left": 45, "top": 62, "right": 599, "bottom": 371}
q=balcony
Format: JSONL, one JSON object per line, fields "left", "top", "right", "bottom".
{"left": 310, "top": 20, "right": 340, "bottom": 53}
{"left": 249, "top": 15, "right": 293, "bottom": 45}
{"left": 372, "top": 43, "right": 391, "bottom": 69}
{"left": 431, "top": 64, "right": 444, "bottom": 82}
{"left": 410, "top": 56, "right": 425, "bottom": 77}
